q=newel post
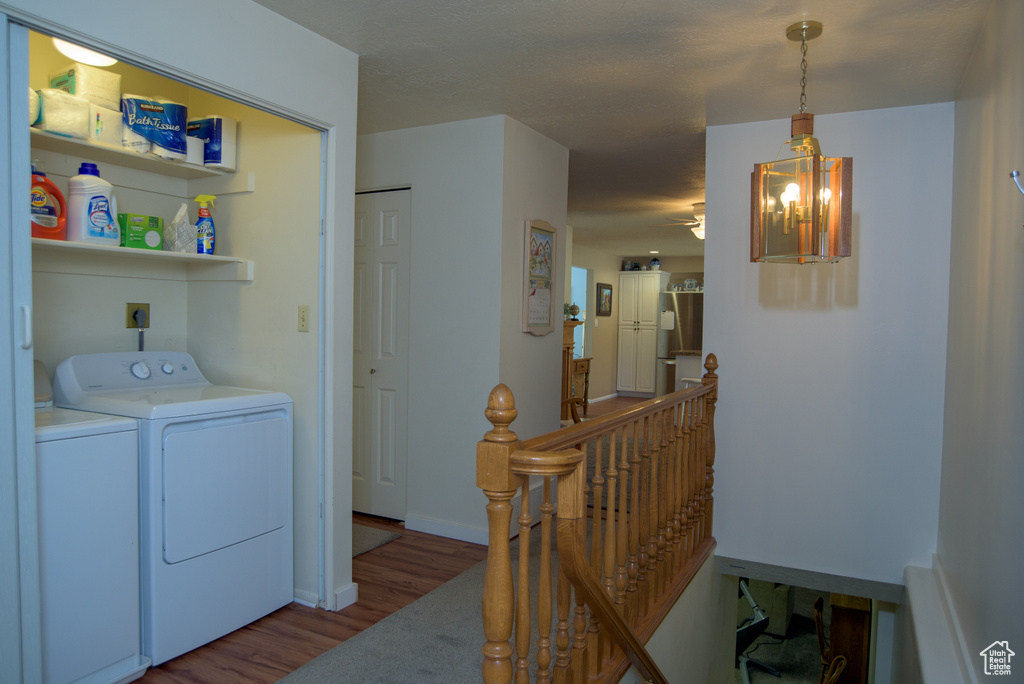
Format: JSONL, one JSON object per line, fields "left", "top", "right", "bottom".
{"left": 477, "top": 384, "right": 523, "bottom": 684}
{"left": 701, "top": 354, "right": 719, "bottom": 538}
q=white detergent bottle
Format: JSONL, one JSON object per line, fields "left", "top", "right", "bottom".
{"left": 66, "top": 162, "right": 119, "bottom": 246}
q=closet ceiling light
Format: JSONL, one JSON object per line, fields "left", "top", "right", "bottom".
{"left": 52, "top": 38, "right": 117, "bottom": 67}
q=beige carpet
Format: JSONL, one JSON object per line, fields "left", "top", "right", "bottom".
{"left": 352, "top": 524, "right": 400, "bottom": 557}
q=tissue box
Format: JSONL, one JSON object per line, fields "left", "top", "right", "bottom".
{"left": 187, "top": 115, "right": 237, "bottom": 171}
{"left": 49, "top": 63, "right": 121, "bottom": 111}
{"left": 117, "top": 214, "right": 163, "bottom": 250}
{"left": 34, "top": 89, "right": 89, "bottom": 139}
{"left": 89, "top": 104, "right": 122, "bottom": 147}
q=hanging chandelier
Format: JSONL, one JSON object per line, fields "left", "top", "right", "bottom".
{"left": 751, "top": 21, "right": 852, "bottom": 264}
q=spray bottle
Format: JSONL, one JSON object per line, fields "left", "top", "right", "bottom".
{"left": 195, "top": 194, "right": 216, "bottom": 255}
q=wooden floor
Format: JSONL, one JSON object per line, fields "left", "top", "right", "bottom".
{"left": 137, "top": 514, "right": 488, "bottom": 683}
{"left": 583, "top": 393, "right": 647, "bottom": 419}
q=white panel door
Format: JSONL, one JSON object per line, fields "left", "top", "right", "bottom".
{"left": 616, "top": 325, "right": 637, "bottom": 391}
{"left": 637, "top": 274, "right": 662, "bottom": 327}
{"left": 635, "top": 326, "right": 659, "bottom": 393}
{"left": 353, "top": 190, "right": 410, "bottom": 520}
{"left": 618, "top": 273, "right": 638, "bottom": 325}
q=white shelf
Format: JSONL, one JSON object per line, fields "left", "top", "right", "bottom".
{"left": 32, "top": 238, "right": 254, "bottom": 282}
{"left": 30, "top": 128, "right": 229, "bottom": 180}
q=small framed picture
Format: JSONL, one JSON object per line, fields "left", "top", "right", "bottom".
{"left": 596, "top": 282, "right": 613, "bottom": 316}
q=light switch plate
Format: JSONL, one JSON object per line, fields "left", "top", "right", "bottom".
{"left": 298, "top": 305, "right": 310, "bottom": 332}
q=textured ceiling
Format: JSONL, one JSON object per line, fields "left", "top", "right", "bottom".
{"left": 252, "top": 0, "right": 991, "bottom": 257}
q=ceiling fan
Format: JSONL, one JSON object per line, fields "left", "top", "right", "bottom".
{"left": 651, "top": 203, "right": 705, "bottom": 239}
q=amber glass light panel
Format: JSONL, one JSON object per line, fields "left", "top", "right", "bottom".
{"left": 751, "top": 149, "right": 852, "bottom": 264}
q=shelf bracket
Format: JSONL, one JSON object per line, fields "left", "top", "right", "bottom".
{"left": 188, "top": 171, "right": 256, "bottom": 198}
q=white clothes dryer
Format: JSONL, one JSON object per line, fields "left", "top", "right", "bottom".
{"left": 53, "top": 351, "right": 294, "bottom": 666}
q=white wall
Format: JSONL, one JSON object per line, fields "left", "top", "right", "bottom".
{"left": 705, "top": 103, "right": 953, "bottom": 586}
{"left": 625, "top": 558, "right": 736, "bottom": 684}
{"left": 357, "top": 115, "right": 568, "bottom": 541}
{"left": 498, "top": 117, "right": 569, "bottom": 438}
{"left": 937, "top": 0, "right": 1024, "bottom": 676}
{"left": 570, "top": 243, "right": 622, "bottom": 399}
{"left": 3, "top": 0, "right": 359, "bottom": 634}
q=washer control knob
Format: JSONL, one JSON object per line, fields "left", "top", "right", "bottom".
{"left": 161, "top": 363, "right": 174, "bottom": 375}
{"left": 130, "top": 361, "right": 151, "bottom": 380}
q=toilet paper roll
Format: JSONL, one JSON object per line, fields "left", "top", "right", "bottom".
{"left": 121, "top": 123, "right": 150, "bottom": 153}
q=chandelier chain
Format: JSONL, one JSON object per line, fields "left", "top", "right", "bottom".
{"left": 799, "top": 27, "right": 808, "bottom": 114}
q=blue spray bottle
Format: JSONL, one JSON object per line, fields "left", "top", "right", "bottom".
{"left": 195, "top": 194, "right": 216, "bottom": 254}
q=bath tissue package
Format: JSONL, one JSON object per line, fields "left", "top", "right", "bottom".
{"left": 187, "top": 115, "right": 237, "bottom": 171}
{"left": 34, "top": 89, "right": 89, "bottom": 139}
{"left": 49, "top": 63, "right": 121, "bottom": 111}
{"left": 89, "top": 104, "right": 122, "bottom": 147}
{"left": 122, "top": 95, "right": 188, "bottom": 159}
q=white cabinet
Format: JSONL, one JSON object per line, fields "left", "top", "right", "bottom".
{"left": 617, "top": 324, "right": 658, "bottom": 393}
{"left": 616, "top": 271, "right": 669, "bottom": 393}
{"left": 617, "top": 271, "right": 667, "bottom": 327}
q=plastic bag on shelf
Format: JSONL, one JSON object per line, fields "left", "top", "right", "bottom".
{"left": 165, "top": 202, "right": 197, "bottom": 254}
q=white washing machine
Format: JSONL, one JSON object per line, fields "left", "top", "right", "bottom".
{"left": 52, "top": 351, "right": 294, "bottom": 666}
{"left": 34, "top": 361, "right": 149, "bottom": 684}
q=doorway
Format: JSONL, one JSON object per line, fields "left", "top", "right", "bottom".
{"left": 352, "top": 189, "right": 411, "bottom": 520}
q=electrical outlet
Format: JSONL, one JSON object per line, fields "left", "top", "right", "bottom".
{"left": 298, "top": 305, "right": 310, "bottom": 333}
{"left": 126, "top": 303, "right": 150, "bottom": 329}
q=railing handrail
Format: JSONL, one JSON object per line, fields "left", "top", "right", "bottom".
{"left": 520, "top": 380, "right": 715, "bottom": 454}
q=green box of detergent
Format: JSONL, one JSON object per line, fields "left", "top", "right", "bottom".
{"left": 117, "top": 214, "right": 163, "bottom": 250}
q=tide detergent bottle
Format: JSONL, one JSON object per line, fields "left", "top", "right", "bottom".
{"left": 195, "top": 194, "right": 216, "bottom": 255}
{"left": 31, "top": 161, "right": 67, "bottom": 240}
{"left": 66, "top": 162, "right": 119, "bottom": 245}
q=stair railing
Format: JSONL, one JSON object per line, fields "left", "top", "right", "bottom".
{"left": 477, "top": 354, "right": 719, "bottom": 684}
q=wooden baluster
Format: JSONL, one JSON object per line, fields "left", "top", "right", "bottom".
{"left": 703, "top": 354, "right": 719, "bottom": 541}
{"left": 571, "top": 574, "right": 588, "bottom": 683}
{"left": 636, "top": 416, "right": 651, "bottom": 617}
{"left": 656, "top": 407, "right": 669, "bottom": 596}
{"left": 626, "top": 420, "right": 641, "bottom": 622}
{"left": 587, "top": 436, "right": 604, "bottom": 676}
{"left": 514, "top": 484, "right": 532, "bottom": 684}
{"left": 601, "top": 430, "right": 619, "bottom": 665}
{"left": 554, "top": 566, "right": 571, "bottom": 684}
{"left": 614, "top": 427, "right": 629, "bottom": 609}
{"left": 684, "top": 397, "right": 697, "bottom": 561}
{"left": 537, "top": 477, "right": 554, "bottom": 684}
{"left": 672, "top": 401, "right": 685, "bottom": 573}
{"left": 478, "top": 385, "right": 522, "bottom": 684}
{"left": 645, "top": 416, "right": 660, "bottom": 611}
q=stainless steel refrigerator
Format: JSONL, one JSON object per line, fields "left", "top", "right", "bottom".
{"left": 656, "top": 292, "right": 703, "bottom": 395}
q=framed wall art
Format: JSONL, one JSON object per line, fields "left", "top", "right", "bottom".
{"left": 596, "top": 282, "right": 613, "bottom": 316}
{"left": 523, "top": 219, "right": 557, "bottom": 336}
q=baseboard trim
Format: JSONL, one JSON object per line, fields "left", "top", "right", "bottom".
{"left": 406, "top": 479, "right": 546, "bottom": 546}
{"left": 333, "top": 581, "right": 358, "bottom": 612}
{"left": 904, "top": 563, "right": 973, "bottom": 682}
{"left": 292, "top": 589, "right": 318, "bottom": 608}
{"left": 716, "top": 555, "right": 905, "bottom": 604}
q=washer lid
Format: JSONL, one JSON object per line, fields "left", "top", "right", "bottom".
{"left": 62, "top": 385, "right": 292, "bottom": 420}
{"left": 35, "top": 407, "right": 137, "bottom": 441}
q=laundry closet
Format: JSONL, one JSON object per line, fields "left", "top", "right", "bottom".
{"left": 26, "top": 25, "right": 326, "bottom": 616}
